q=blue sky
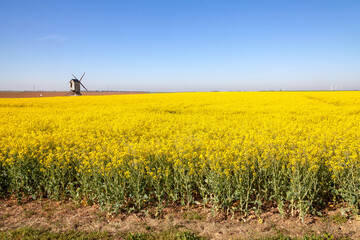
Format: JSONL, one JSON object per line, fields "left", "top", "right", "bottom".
{"left": 0, "top": 0, "right": 359, "bottom": 91}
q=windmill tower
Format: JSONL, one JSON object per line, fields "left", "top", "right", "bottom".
{"left": 67, "top": 73, "right": 88, "bottom": 96}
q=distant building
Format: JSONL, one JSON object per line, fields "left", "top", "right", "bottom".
{"left": 70, "top": 79, "right": 81, "bottom": 94}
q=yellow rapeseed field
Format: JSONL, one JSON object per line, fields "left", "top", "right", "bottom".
{"left": 0, "top": 92, "right": 359, "bottom": 218}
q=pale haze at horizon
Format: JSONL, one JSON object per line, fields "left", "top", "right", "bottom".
{"left": 0, "top": 0, "right": 359, "bottom": 92}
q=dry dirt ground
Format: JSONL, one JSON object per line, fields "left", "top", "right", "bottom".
{"left": 1, "top": 199, "right": 360, "bottom": 239}
{"left": 0, "top": 91, "right": 147, "bottom": 98}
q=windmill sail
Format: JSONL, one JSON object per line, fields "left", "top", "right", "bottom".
{"left": 79, "top": 73, "right": 85, "bottom": 81}
{"left": 80, "top": 82, "right": 88, "bottom": 91}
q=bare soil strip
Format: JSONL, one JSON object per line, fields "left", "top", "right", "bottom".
{"left": 0, "top": 91, "right": 147, "bottom": 98}
{"left": 1, "top": 199, "right": 359, "bottom": 239}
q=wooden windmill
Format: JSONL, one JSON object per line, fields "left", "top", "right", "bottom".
{"left": 66, "top": 73, "right": 88, "bottom": 96}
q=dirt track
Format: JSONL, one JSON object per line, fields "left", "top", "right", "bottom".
{"left": 1, "top": 199, "right": 359, "bottom": 239}
{"left": 0, "top": 91, "right": 148, "bottom": 98}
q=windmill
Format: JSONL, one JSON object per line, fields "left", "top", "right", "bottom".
{"left": 66, "top": 73, "right": 88, "bottom": 96}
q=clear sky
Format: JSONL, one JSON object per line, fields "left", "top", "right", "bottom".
{"left": 0, "top": 0, "right": 359, "bottom": 92}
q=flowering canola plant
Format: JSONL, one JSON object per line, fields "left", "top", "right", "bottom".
{"left": 0, "top": 92, "right": 359, "bottom": 217}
